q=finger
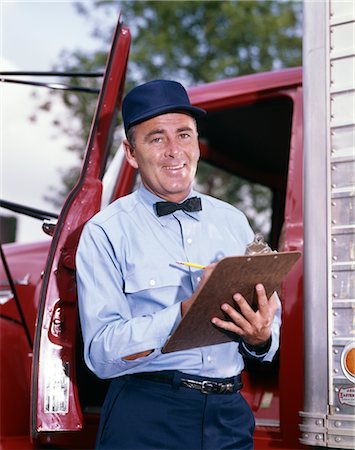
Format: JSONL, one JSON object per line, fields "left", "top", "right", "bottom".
{"left": 220, "top": 301, "right": 251, "bottom": 331}
{"left": 255, "top": 284, "right": 269, "bottom": 312}
{"left": 211, "top": 316, "right": 244, "bottom": 336}
{"left": 232, "top": 293, "right": 256, "bottom": 323}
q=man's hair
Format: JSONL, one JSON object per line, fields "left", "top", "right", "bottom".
{"left": 126, "top": 126, "right": 136, "bottom": 148}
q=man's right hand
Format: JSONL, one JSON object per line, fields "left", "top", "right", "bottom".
{"left": 181, "top": 263, "right": 217, "bottom": 317}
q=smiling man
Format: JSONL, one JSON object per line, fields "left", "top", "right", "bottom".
{"left": 124, "top": 112, "right": 200, "bottom": 203}
{"left": 76, "top": 80, "right": 281, "bottom": 450}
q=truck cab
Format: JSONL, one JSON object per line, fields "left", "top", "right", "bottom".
{"left": 0, "top": 1, "right": 354, "bottom": 448}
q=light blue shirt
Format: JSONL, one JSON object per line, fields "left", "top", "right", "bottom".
{"left": 76, "top": 184, "right": 281, "bottom": 379}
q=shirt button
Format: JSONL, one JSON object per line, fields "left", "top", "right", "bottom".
{"left": 187, "top": 238, "right": 193, "bottom": 244}
{"left": 207, "top": 355, "right": 212, "bottom": 363}
{"left": 197, "top": 276, "right": 201, "bottom": 282}
{"left": 149, "top": 279, "right": 156, "bottom": 286}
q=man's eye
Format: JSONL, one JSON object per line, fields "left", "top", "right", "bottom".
{"left": 179, "top": 133, "right": 190, "bottom": 139}
{"left": 151, "top": 137, "right": 163, "bottom": 143}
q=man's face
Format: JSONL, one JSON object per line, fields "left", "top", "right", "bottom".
{"left": 123, "top": 113, "right": 200, "bottom": 202}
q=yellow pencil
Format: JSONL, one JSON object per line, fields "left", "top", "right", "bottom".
{"left": 176, "top": 261, "right": 206, "bottom": 269}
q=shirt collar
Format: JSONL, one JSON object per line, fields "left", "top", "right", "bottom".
{"left": 137, "top": 184, "right": 202, "bottom": 226}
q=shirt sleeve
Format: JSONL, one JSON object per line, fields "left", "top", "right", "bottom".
{"left": 240, "top": 292, "right": 282, "bottom": 361}
{"left": 76, "top": 221, "right": 181, "bottom": 379}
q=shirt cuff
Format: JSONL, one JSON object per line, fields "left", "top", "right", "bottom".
{"left": 241, "top": 337, "right": 272, "bottom": 355}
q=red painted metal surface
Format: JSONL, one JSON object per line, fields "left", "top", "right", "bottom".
{"left": 0, "top": 320, "right": 32, "bottom": 441}
{"left": 30, "top": 20, "right": 131, "bottom": 441}
{"left": 277, "top": 87, "right": 305, "bottom": 449}
{"left": 0, "top": 241, "right": 50, "bottom": 337}
{"left": 0, "top": 17, "right": 307, "bottom": 448}
{"left": 0, "top": 241, "right": 50, "bottom": 448}
{"left": 188, "top": 67, "right": 302, "bottom": 111}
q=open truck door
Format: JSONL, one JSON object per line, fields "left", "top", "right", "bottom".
{"left": 30, "top": 18, "right": 132, "bottom": 446}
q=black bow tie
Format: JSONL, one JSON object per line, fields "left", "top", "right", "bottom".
{"left": 155, "top": 196, "right": 202, "bottom": 217}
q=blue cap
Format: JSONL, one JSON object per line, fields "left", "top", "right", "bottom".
{"left": 122, "top": 80, "right": 206, "bottom": 133}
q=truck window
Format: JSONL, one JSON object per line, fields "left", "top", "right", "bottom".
{"left": 196, "top": 95, "right": 294, "bottom": 250}
{"left": 196, "top": 160, "right": 273, "bottom": 241}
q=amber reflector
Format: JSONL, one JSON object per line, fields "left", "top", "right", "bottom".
{"left": 344, "top": 347, "right": 355, "bottom": 376}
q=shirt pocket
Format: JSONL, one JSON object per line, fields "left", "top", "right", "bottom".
{"left": 123, "top": 265, "right": 192, "bottom": 316}
{"left": 123, "top": 265, "right": 183, "bottom": 295}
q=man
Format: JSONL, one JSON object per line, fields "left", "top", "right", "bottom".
{"left": 76, "top": 80, "right": 281, "bottom": 450}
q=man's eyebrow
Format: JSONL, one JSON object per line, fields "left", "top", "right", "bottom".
{"left": 176, "top": 126, "right": 194, "bottom": 133}
{"left": 144, "top": 128, "right": 164, "bottom": 141}
{"left": 144, "top": 128, "right": 165, "bottom": 140}
{"left": 144, "top": 126, "right": 194, "bottom": 141}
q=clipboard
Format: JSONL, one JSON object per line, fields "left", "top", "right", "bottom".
{"left": 162, "top": 250, "right": 301, "bottom": 353}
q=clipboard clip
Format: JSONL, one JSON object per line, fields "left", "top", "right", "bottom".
{"left": 245, "top": 233, "right": 274, "bottom": 255}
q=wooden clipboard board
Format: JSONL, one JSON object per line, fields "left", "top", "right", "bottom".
{"left": 162, "top": 251, "right": 301, "bottom": 353}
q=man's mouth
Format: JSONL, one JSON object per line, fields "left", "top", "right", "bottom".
{"left": 163, "top": 163, "right": 186, "bottom": 171}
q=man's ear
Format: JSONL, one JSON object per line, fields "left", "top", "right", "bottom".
{"left": 123, "top": 139, "right": 139, "bottom": 169}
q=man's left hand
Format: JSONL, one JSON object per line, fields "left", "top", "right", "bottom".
{"left": 211, "top": 284, "right": 279, "bottom": 347}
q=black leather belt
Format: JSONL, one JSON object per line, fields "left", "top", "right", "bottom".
{"left": 130, "top": 371, "right": 243, "bottom": 394}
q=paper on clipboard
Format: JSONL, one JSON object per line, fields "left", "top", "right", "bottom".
{"left": 162, "top": 250, "right": 301, "bottom": 353}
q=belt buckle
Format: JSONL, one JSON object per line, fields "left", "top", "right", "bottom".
{"left": 224, "top": 382, "right": 235, "bottom": 393}
{"left": 201, "top": 380, "right": 216, "bottom": 394}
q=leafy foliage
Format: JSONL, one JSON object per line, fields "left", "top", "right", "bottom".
{"left": 119, "top": 0, "right": 302, "bottom": 84}
{"left": 44, "top": 0, "right": 302, "bottom": 230}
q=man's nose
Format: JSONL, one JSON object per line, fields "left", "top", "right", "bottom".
{"left": 165, "top": 139, "right": 181, "bottom": 157}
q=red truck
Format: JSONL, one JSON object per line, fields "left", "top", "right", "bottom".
{"left": 1, "top": 1, "right": 354, "bottom": 449}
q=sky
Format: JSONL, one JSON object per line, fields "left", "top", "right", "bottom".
{"left": 1, "top": 0, "right": 111, "bottom": 242}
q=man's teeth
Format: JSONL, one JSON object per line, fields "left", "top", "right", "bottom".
{"left": 165, "top": 164, "right": 184, "bottom": 170}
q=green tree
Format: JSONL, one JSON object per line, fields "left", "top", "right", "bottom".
{"left": 45, "top": 0, "right": 302, "bottom": 230}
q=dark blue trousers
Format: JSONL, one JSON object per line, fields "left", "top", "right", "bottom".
{"left": 96, "top": 371, "right": 255, "bottom": 450}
